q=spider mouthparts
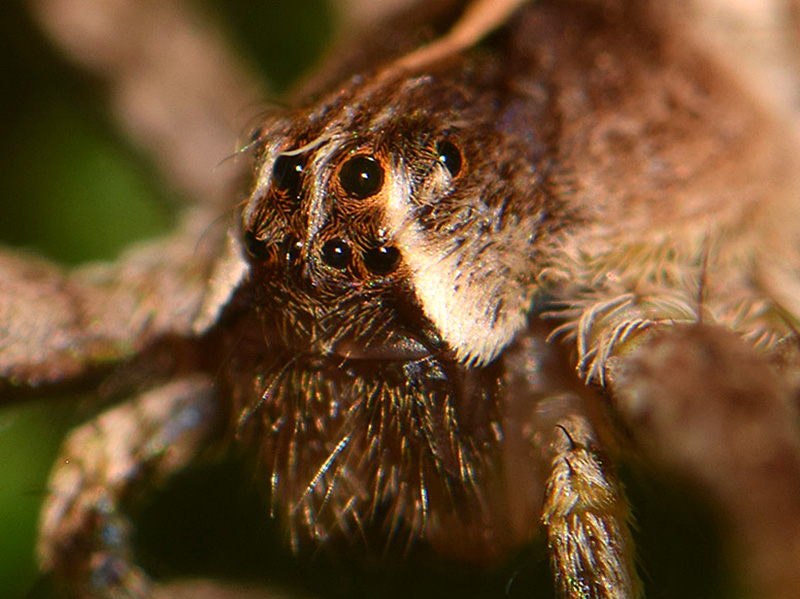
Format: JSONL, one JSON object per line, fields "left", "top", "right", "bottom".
{"left": 330, "top": 333, "right": 433, "bottom": 361}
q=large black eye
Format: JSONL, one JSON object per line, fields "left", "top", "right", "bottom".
{"left": 339, "top": 155, "right": 384, "bottom": 198}
{"left": 243, "top": 230, "right": 270, "bottom": 260}
{"left": 436, "top": 139, "right": 462, "bottom": 177}
{"left": 364, "top": 245, "right": 400, "bottom": 275}
{"left": 321, "top": 238, "right": 351, "bottom": 269}
{"left": 272, "top": 154, "right": 304, "bottom": 198}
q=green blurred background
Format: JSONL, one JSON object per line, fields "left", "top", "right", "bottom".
{"left": 0, "top": 2, "right": 738, "bottom": 598}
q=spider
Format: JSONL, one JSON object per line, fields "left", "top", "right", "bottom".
{"left": 2, "top": 1, "right": 800, "bottom": 598}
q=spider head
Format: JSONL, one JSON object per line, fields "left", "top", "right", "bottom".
{"left": 242, "top": 59, "right": 562, "bottom": 364}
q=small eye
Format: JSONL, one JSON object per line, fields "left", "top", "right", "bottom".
{"left": 364, "top": 245, "right": 400, "bottom": 275}
{"left": 436, "top": 139, "right": 462, "bottom": 177}
{"left": 321, "top": 238, "right": 351, "bottom": 269}
{"left": 280, "top": 235, "right": 302, "bottom": 265}
{"left": 272, "top": 154, "right": 304, "bottom": 197}
{"left": 339, "top": 155, "right": 384, "bottom": 198}
{"left": 243, "top": 230, "right": 271, "bottom": 260}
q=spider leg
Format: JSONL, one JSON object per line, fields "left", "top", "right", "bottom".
{"left": 504, "top": 322, "right": 641, "bottom": 598}
{"left": 533, "top": 393, "right": 641, "bottom": 599}
{"left": 611, "top": 324, "right": 800, "bottom": 599}
{"left": 37, "top": 375, "right": 220, "bottom": 599}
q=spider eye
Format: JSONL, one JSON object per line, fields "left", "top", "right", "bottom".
{"left": 364, "top": 245, "right": 400, "bottom": 275}
{"left": 243, "top": 230, "right": 271, "bottom": 260}
{"left": 272, "top": 154, "right": 304, "bottom": 198}
{"left": 339, "top": 155, "right": 384, "bottom": 198}
{"left": 321, "top": 238, "right": 351, "bottom": 269}
{"left": 436, "top": 139, "right": 462, "bottom": 177}
{"left": 280, "top": 235, "right": 302, "bottom": 264}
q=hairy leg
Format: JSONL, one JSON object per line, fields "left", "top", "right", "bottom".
{"left": 533, "top": 394, "right": 641, "bottom": 599}
{"left": 38, "top": 375, "right": 220, "bottom": 599}
{"left": 505, "top": 324, "right": 641, "bottom": 599}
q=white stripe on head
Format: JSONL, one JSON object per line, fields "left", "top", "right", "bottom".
{"left": 383, "top": 163, "right": 527, "bottom": 366}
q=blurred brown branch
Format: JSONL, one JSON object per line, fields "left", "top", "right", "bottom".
{"left": 2, "top": 0, "right": 270, "bottom": 389}
{"left": 27, "top": 0, "right": 265, "bottom": 209}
